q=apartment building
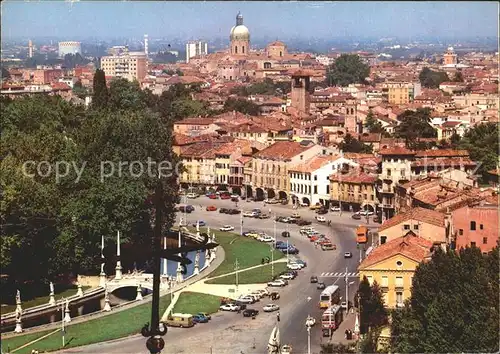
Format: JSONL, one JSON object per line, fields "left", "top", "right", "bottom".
{"left": 289, "top": 155, "right": 358, "bottom": 207}
{"left": 186, "top": 40, "right": 208, "bottom": 63}
{"left": 358, "top": 232, "right": 433, "bottom": 309}
{"left": 384, "top": 82, "right": 421, "bottom": 105}
{"left": 248, "top": 141, "right": 325, "bottom": 202}
{"left": 329, "top": 171, "right": 378, "bottom": 213}
{"left": 100, "top": 52, "right": 147, "bottom": 82}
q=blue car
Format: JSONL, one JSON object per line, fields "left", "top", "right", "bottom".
{"left": 192, "top": 220, "right": 206, "bottom": 227}
{"left": 294, "top": 259, "right": 307, "bottom": 267}
{"left": 275, "top": 243, "right": 289, "bottom": 250}
{"left": 192, "top": 314, "right": 209, "bottom": 323}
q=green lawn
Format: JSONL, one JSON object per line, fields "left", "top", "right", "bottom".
{"left": 206, "top": 262, "right": 289, "bottom": 285}
{"left": 1, "top": 295, "right": 171, "bottom": 354}
{"left": 185, "top": 227, "right": 284, "bottom": 277}
{"left": 1, "top": 286, "right": 91, "bottom": 314}
{"left": 172, "top": 291, "right": 222, "bottom": 315}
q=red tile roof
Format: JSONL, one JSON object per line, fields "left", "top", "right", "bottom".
{"left": 289, "top": 155, "right": 340, "bottom": 173}
{"left": 378, "top": 207, "right": 445, "bottom": 232}
{"left": 411, "top": 157, "right": 476, "bottom": 168}
{"left": 329, "top": 171, "right": 378, "bottom": 184}
{"left": 414, "top": 149, "right": 469, "bottom": 158}
{"left": 175, "top": 117, "right": 216, "bottom": 126}
{"left": 379, "top": 146, "right": 415, "bottom": 156}
{"left": 359, "top": 233, "right": 433, "bottom": 269}
{"left": 51, "top": 82, "right": 71, "bottom": 90}
{"left": 254, "top": 141, "right": 313, "bottom": 161}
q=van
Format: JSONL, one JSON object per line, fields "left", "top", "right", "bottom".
{"left": 321, "top": 243, "right": 335, "bottom": 251}
{"left": 165, "top": 313, "right": 194, "bottom": 328}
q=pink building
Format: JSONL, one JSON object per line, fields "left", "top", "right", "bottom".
{"left": 452, "top": 197, "right": 499, "bottom": 253}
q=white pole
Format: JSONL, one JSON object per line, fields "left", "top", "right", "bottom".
{"left": 235, "top": 259, "right": 239, "bottom": 290}
{"left": 338, "top": 165, "right": 342, "bottom": 216}
{"left": 240, "top": 212, "right": 243, "bottom": 236}
{"left": 163, "top": 235, "right": 167, "bottom": 276}
{"left": 61, "top": 300, "right": 65, "bottom": 348}
{"left": 345, "top": 267, "right": 349, "bottom": 311}
{"left": 307, "top": 326, "right": 311, "bottom": 354}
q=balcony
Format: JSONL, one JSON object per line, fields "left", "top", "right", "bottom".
{"left": 396, "top": 302, "right": 405, "bottom": 308}
{"left": 395, "top": 285, "right": 404, "bottom": 291}
{"left": 379, "top": 174, "right": 393, "bottom": 181}
{"left": 382, "top": 204, "right": 395, "bottom": 209}
{"left": 381, "top": 285, "right": 389, "bottom": 292}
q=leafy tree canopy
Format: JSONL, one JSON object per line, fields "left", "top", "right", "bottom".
{"left": 419, "top": 67, "right": 449, "bottom": 88}
{"left": 340, "top": 133, "right": 373, "bottom": 154}
{"left": 394, "top": 108, "right": 437, "bottom": 148}
{"left": 364, "top": 109, "right": 390, "bottom": 137}
{"left": 391, "top": 247, "right": 499, "bottom": 353}
{"left": 326, "top": 54, "right": 370, "bottom": 87}
{"left": 223, "top": 97, "right": 260, "bottom": 116}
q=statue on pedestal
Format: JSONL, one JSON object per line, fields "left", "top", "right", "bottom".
{"left": 48, "top": 282, "right": 56, "bottom": 306}
{"left": 14, "top": 308, "right": 23, "bottom": 333}
{"left": 193, "top": 251, "right": 200, "bottom": 275}
{"left": 49, "top": 282, "right": 54, "bottom": 295}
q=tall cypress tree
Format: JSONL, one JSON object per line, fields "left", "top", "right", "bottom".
{"left": 92, "top": 68, "right": 109, "bottom": 109}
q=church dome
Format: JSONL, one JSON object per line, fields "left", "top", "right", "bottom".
{"left": 230, "top": 12, "right": 250, "bottom": 41}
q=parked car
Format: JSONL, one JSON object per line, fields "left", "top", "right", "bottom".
{"left": 258, "top": 213, "right": 271, "bottom": 219}
{"left": 219, "top": 208, "right": 229, "bottom": 214}
{"left": 178, "top": 205, "right": 194, "bottom": 213}
{"left": 282, "top": 345, "right": 292, "bottom": 354}
{"left": 293, "top": 259, "right": 307, "bottom": 267}
{"left": 373, "top": 215, "right": 381, "bottom": 223}
{"left": 299, "top": 201, "right": 310, "bottom": 207}
{"left": 206, "top": 205, "right": 217, "bottom": 211}
{"left": 208, "top": 194, "right": 218, "bottom": 200}
{"left": 219, "top": 303, "right": 240, "bottom": 312}
{"left": 341, "top": 301, "right": 348, "bottom": 310}
{"left": 352, "top": 213, "right": 362, "bottom": 220}
{"left": 281, "top": 231, "right": 290, "bottom": 238}
{"left": 359, "top": 210, "right": 374, "bottom": 216}
{"left": 290, "top": 213, "right": 301, "bottom": 219}
{"left": 243, "top": 211, "right": 255, "bottom": 217}
{"left": 238, "top": 296, "right": 256, "bottom": 304}
{"left": 309, "top": 203, "right": 322, "bottom": 210}
{"left": 321, "top": 243, "right": 335, "bottom": 251}
{"left": 192, "top": 314, "right": 209, "bottom": 323}
{"left": 197, "top": 312, "right": 211, "bottom": 320}
{"left": 316, "top": 208, "right": 328, "bottom": 215}
{"left": 316, "top": 216, "right": 326, "bottom": 222}
{"left": 287, "top": 263, "right": 302, "bottom": 270}
{"left": 269, "top": 291, "right": 280, "bottom": 300}
{"left": 186, "top": 193, "right": 199, "bottom": 199}
{"left": 288, "top": 261, "right": 305, "bottom": 269}
{"left": 243, "top": 309, "right": 259, "bottom": 317}
{"left": 263, "top": 304, "right": 280, "bottom": 312}
{"left": 192, "top": 220, "right": 206, "bottom": 227}
{"left": 220, "top": 225, "right": 234, "bottom": 232}
{"left": 256, "top": 289, "right": 269, "bottom": 297}
{"left": 267, "top": 279, "right": 287, "bottom": 287}
{"left": 310, "top": 276, "right": 318, "bottom": 283}
{"left": 330, "top": 206, "right": 341, "bottom": 212}
{"left": 231, "top": 197, "right": 239, "bottom": 202}
{"left": 259, "top": 235, "right": 275, "bottom": 243}
{"left": 317, "top": 281, "right": 326, "bottom": 290}
{"left": 265, "top": 199, "right": 280, "bottom": 204}
{"left": 284, "top": 247, "right": 299, "bottom": 255}
{"left": 228, "top": 208, "right": 241, "bottom": 214}
{"left": 344, "top": 252, "right": 353, "bottom": 258}
{"left": 279, "top": 273, "right": 295, "bottom": 280}
{"left": 220, "top": 194, "right": 231, "bottom": 200}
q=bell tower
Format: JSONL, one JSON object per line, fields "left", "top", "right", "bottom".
{"left": 230, "top": 12, "right": 250, "bottom": 57}
{"left": 345, "top": 97, "right": 358, "bottom": 133}
{"left": 290, "top": 70, "right": 311, "bottom": 114}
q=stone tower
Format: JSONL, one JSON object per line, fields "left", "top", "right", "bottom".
{"left": 344, "top": 97, "right": 358, "bottom": 133}
{"left": 290, "top": 70, "right": 311, "bottom": 114}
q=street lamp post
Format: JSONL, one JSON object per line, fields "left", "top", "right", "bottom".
{"left": 306, "top": 324, "right": 311, "bottom": 354}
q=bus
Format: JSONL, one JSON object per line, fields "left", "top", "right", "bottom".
{"left": 321, "top": 305, "right": 343, "bottom": 332}
{"left": 319, "top": 285, "right": 340, "bottom": 309}
{"left": 356, "top": 225, "right": 368, "bottom": 244}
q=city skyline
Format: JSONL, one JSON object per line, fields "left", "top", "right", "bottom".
{"left": 1, "top": 1, "right": 498, "bottom": 41}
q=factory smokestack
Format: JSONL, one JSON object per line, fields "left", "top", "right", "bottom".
{"left": 28, "top": 39, "right": 33, "bottom": 58}
{"left": 144, "top": 34, "right": 149, "bottom": 56}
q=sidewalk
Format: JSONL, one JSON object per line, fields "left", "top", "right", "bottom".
{"left": 327, "top": 309, "right": 358, "bottom": 345}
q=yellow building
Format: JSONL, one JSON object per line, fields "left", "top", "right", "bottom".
{"left": 178, "top": 142, "right": 220, "bottom": 186}
{"left": 386, "top": 82, "right": 421, "bottom": 105}
{"left": 358, "top": 232, "right": 433, "bottom": 308}
{"left": 329, "top": 171, "right": 378, "bottom": 212}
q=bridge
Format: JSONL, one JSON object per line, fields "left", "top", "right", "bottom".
{"left": 1, "top": 225, "right": 220, "bottom": 334}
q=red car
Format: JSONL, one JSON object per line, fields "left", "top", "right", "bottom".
{"left": 206, "top": 205, "right": 217, "bottom": 211}
{"left": 220, "top": 194, "right": 231, "bottom": 200}
{"left": 208, "top": 194, "right": 217, "bottom": 199}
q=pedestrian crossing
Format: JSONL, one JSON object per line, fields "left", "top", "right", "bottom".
{"left": 320, "top": 272, "right": 359, "bottom": 278}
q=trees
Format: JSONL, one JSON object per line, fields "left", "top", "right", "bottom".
{"left": 391, "top": 247, "right": 499, "bottom": 353}
{"left": 356, "top": 277, "right": 388, "bottom": 334}
{"left": 394, "top": 108, "right": 437, "bottom": 149}
{"left": 320, "top": 343, "right": 356, "bottom": 353}
{"left": 2, "top": 67, "right": 10, "bottom": 79}
{"left": 63, "top": 53, "right": 89, "bottom": 69}
{"left": 223, "top": 98, "right": 260, "bottom": 116}
{"left": 92, "top": 69, "right": 109, "bottom": 109}
{"left": 326, "top": 54, "right": 370, "bottom": 87}
{"left": 364, "top": 110, "right": 390, "bottom": 136}
{"left": 339, "top": 134, "right": 373, "bottom": 154}
{"left": 458, "top": 122, "right": 499, "bottom": 182}
{"left": 453, "top": 70, "right": 464, "bottom": 82}
{"left": 157, "top": 83, "right": 209, "bottom": 121}
{"left": 419, "top": 67, "right": 449, "bottom": 88}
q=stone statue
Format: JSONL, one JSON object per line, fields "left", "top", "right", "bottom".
{"left": 49, "top": 282, "right": 54, "bottom": 294}
{"left": 194, "top": 251, "right": 200, "bottom": 266}
{"left": 16, "top": 289, "right": 21, "bottom": 304}
{"left": 100, "top": 263, "right": 105, "bottom": 274}
{"left": 15, "top": 307, "right": 21, "bottom": 321}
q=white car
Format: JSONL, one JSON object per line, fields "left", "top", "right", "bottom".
{"left": 280, "top": 273, "right": 295, "bottom": 280}
{"left": 219, "top": 303, "right": 240, "bottom": 311}
{"left": 259, "top": 235, "right": 275, "bottom": 243}
{"left": 330, "top": 206, "right": 341, "bottom": 212}
{"left": 359, "top": 210, "right": 374, "bottom": 216}
{"left": 243, "top": 211, "right": 255, "bottom": 217}
{"left": 249, "top": 292, "right": 263, "bottom": 300}
{"left": 305, "top": 316, "right": 316, "bottom": 327}
{"left": 186, "top": 193, "right": 198, "bottom": 199}
{"left": 344, "top": 252, "right": 353, "bottom": 258}
{"left": 231, "top": 194, "right": 239, "bottom": 199}
{"left": 256, "top": 289, "right": 269, "bottom": 297}
{"left": 287, "top": 263, "right": 302, "bottom": 270}
{"left": 263, "top": 304, "right": 280, "bottom": 312}
{"left": 220, "top": 225, "right": 234, "bottom": 232}
{"left": 281, "top": 345, "right": 292, "bottom": 354}
{"left": 267, "top": 279, "right": 287, "bottom": 287}
{"left": 238, "top": 296, "right": 255, "bottom": 304}
{"left": 289, "top": 262, "right": 305, "bottom": 269}
{"left": 341, "top": 301, "right": 347, "bottom": 309}
{"left": 316, "top": 216, "right": 326, "bottom": 222}
{"left": 299, "top": 201, "right": 309, "bottom": 207}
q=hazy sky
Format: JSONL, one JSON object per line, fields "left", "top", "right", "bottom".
{"left": 1, "top": 1, "right": 498, "bottom": 40}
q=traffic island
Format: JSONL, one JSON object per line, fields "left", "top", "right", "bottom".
{"left": 172, "top": 292, "right": 222, "bottom": 315}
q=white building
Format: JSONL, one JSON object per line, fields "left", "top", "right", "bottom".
{"left": 100, "top": 52, "right": 147, "bottom": 82}
{"left": 58, "top": 41, "right": 82, "bottom": 58}
{"left": 289, "top": 155, "right": 359, "bottom": 207}
{"left": 185, "top": 41, "right": 208, "bottom": 63}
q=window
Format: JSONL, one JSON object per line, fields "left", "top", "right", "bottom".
{"left": 314, "top": 175, "right": 317, "bottom": 181}
{"left": 470, "top": 221, "right": 476, "bottom": 231}
{"left": 396, "top": 260, "right": 403, "bottom": 267}
{"left": 367, "top": 276, "right": 373, "bottom": 285}
{"left": 404, "top": 224, "right": 410, "bottom": 230}
{"left": 326, "top": 185, "right": 330, "bottom": 194}
{"left": 396, "top": 291, "right": 403, "bottom": 305}
{"left": 242, "top": 46, "right": 245, "bottom": 54}
{"left": 414, "top": 224, "right": 419, "bottom": 230}
{"left": 483, "top": 237, "right": 488, "bottom": 244}
{"left": 395, "top": 276, "right": 404, "bottom": 288}
{"left": 380, "top": 236, "right": 387, "bottom": 244}
{"left": 459, "top": 229, "right": 463, "bottom": 235}
{"left": 480, "top": 224, "right": 483, "bottom": 230}
{"left": 471, "top": 241, "right": 476, "bottom": 247}
{"left": 381, "top": 276, "right": 388, "bottom": 287}
{"left": 314, "top": 186, "right": 318, "bottom": 194}
{"left": 387, "top": 169, "right": 391, "bottom": 177}
{"left": 234, "top": 46, "right": 238, "bottom": 54}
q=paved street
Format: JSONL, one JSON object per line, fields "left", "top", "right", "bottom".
{"left": 60, "top": 197, "right": 371, "bottom": 354}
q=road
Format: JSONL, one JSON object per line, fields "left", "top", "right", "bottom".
{"left": 60, "top": 197, "right": 375, "bottom": 354}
